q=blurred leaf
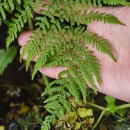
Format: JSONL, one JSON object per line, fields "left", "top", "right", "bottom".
{"left": 105, "top": 96, "right": 116, "bottom": 113}
{"left": 116, "top": 109, "right": 127, "bottom": 118}
{"left": 18, "top": 103, "right": 29, "bottom": 115}
{"left": 100, "top": 124, "right": 107, "bottom": 130}
{"left": 88, "top": 117, "right": 94, "bottom": 125}
{"left": 75, "top": 122, "right": 81, "bottom": 130}
{"left": 0, "top": 126, "right": 5, "bottom": 130}
{"left": 65, "top": 112, "right": 77, "bottom": 124}
{"left": 77, "top": 108, "right": 93, "bottom": 118}
{"left": 0, "top": 46, "right": 17, "bottom": 75}
{"left": 114, "top": 122, "right": 130, "bottom": 130}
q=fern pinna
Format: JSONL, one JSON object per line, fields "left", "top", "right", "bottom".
{"left": 1, "top": 0, "right": 129, "bottom": 129}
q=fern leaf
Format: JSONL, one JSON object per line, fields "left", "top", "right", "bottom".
{"left": 8, "top": 0, "right": 14, "bottom": 11}
{"left": 101, "top": 0, "right": 128, "bottom": 6}
{"left": 85, "top": 51, "right": 101, "bottom": 85}
{"left": 44, "top": 100, "right": 65, "bottom": 118}
{"left": 32, "top": 48, "right": 51, "bottom": 79}
{"left": 41, "top": 115, "right": 56, "bottom": 130}
{"left": 44, "top": 94, "right": 60, "bottom": 103}
{"left": 42, "top": 86, "right": 64, "bottom": 96}
{"left": 86, "top": 0, "right": 128, "bottom": 6}
{"left": 69, "top": 66, "right": 88, "bottom": 103}
{"left": 6, "top": 8, "right": 28, "bottom": 48}
{"left": 0, "top": 3, "right": 6, "bottom": 19}
{"left": 85, "top": 30, "right": 116, "bottom": 61}
{"left": 75, "top": 58, "right": 97, "bottom": 93}
{"left": 85, "top": 10, "right": 124, "bottom": 25}
{"left": 59, "top": 95, "right": 71, "bottom": 112}
{"left": 67, "top": 76, "right": 80, "bottom": 102}
{"left": 20, "top": 30, "right": 46, "bottom": 71}
{"left": 16, "top": 0, "right": 21, "bottom": 4}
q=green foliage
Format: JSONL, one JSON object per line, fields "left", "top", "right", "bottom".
{"left": 116, "top": 109, "right": 127, "bottom": 117}
{"left": 77, "top": 108, "right": 93, "bottom": 118}
{"left": 0, "top": 0, "right": 130, "bottom": 129}
{"left": 105, "top": 95, "right": 116, "bottom": 113}
{"left": 86, "top": 0, "right": 129, "bottom": 6}
{"left": 105, "top": 96, "right": 128, "bottom": 117}
{"left": 0, "top": 0, "right": 22, "bottom": 20}
{"left": 54, "top": 105, "right": 94, "bottom": 129}
{"left": 114, "top": 122, "right": 130, "bottom": 130}
{"left": 41, "top": 115, "right": 56, "bottom": 130}
{"left": 0, "top": 46, "right": 17, "bottom": 75}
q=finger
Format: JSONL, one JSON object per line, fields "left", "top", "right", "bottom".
{"left": 20, "top": 47, "right": 40, "bottom": 61}
{"left": 20, "top": 46, "right": 67, "bottom": 79}
{"left": 39, "top": 67, "right": 67, "bottom": 79}
{"left": 19, "top": 40, "right": 67, "bottom": 78}
{"left": 18, "top": 31, "right": 33, "bottom": 46}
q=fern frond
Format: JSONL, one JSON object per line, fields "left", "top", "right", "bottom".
{"left": 6, "top": 8, "right": 28, "bottom": 48}
{"left": 75, "top": 58, "right": 97, "bottom": 93}
{"left": 59, "top": 95, "right": 71, "bottom": 112}
{"left": 69, "top": 66, "right": 88, "bottom": 103}
{"left": 17, "top": 1, "right": 127, "bottom": 129}
{"left": 85, "top": 10, "right": 124, "bottom": 25}
{"left": 44, "top": 100, "right": 65, "bottom": 118}
{"left": 0, "top": 3, "right": 6, "bottom": 20}
{"left": 85, "top": 30, "right": 116, "bottom": 61}
{"left": 42, "top": 86, "right": 64, "bottom": 96}
{"left": 43, "top": 89, "right": 71, "bottom": 117}
{"left": 5, "top": 0, "right": 36, "bottom": 48}
{"left": 44, "top": 94, "right": 61, "bottom": 103}
{"left": 85, "top": 51, "right": 101, "bottom": 85}
{"left": 7, "top": 0, "right": 14, "bottom": 11}
{"left": 67, "top": 76, "right": 81, "bottom": 102}
{"left": 72, "top": 27, "right": 116, "bottom": 61}
{"left": 0, "top": 0, "right": 22, "bottom": 22}
{"left": 32, "top": 48, "right": 52, "bottom": 79}
{"left": 20, "top": 29, "right": 45, "bottom": 71}
{"left": 86, "top": 0, "right": 129, "bottom": 6}
{"left": 101, "top": 0, "right": 128, "bottom": 6}
{"left": 47, "top": 0, "right": 124, "bottom": 26}
{"left": 41, "top": 115, "right": 56, "bottom": 130}
{"left": 16, "top": 0, "right": 21, "bottom": 4}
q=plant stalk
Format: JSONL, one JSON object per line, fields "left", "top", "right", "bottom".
{"left": 92, "top": 110, "right": 106, "bottom": 130}
{"left": 28, "top": 17, "right": 34, "bottom": 30}
{"left": 42, "top": 74, "right": 50, "bottom": 88}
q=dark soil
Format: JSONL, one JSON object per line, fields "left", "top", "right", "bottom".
{"left": 0, "top": 24, "right": 43, "bottom": 130}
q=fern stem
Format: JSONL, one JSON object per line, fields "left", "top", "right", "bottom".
{"left": 42, "top": 74, "right": 50, "bottom": 88}
{"left": 28, "top": 17, "right": 33, "bottom": 30}
{"left": 91, "top": 110, "right": 106, "bottom": 130}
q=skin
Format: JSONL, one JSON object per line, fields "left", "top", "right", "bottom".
{"left": 18, "top": 2, "right": 130, "bottom": 102}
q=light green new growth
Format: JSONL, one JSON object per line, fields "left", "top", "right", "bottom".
{"left": 0, "top": 0, "right": 129, "bottom": 130}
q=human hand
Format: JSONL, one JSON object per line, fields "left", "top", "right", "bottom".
{"left": 18, "top": 2, "right": 130, "bottom": 102}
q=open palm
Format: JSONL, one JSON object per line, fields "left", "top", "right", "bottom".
{"left": 18, "top": 2, "right": 130, "bottom": 102}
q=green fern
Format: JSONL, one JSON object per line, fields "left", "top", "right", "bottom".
{"left": 20, "top": 0, "right": 125, "bottom": 128}
{"left": 86, "top": 0, "right": 129, "bottom": 6}
{"left": 41, "top": 115, "right": 56, "bottom": 130}
{"left": 0, "top": 0, "right": 129, "bottom": 129}
{"left": 0, "top": 0, "right": 22, "bottom": 21}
